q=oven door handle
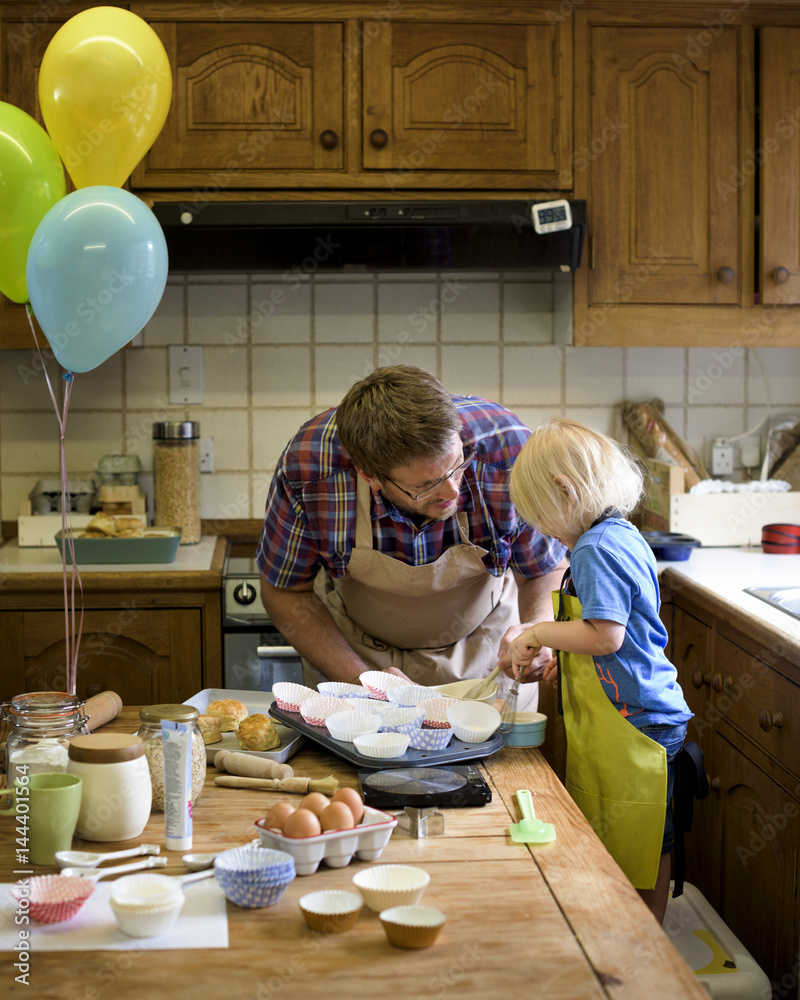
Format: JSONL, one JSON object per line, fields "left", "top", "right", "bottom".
{"left": 257, "top": 646, "right": 300, "bottom": 658}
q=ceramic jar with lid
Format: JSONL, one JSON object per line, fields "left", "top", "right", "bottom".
{"left": 152, "top": 421, "right": 201, "bottom": 544}
{"left": 3, "top": 692, "right": 88, "bottom": 794}
{"left": 67, "top": 734, "right": 152, "bottom": 842}
{"left": 136, "top": 705, "right": 205, "bottom": 811}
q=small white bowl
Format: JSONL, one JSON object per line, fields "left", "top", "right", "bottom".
{"left": 109, "top": 874, "right": 185, "bottom": 939}
{"left": 380, "top": 904, "right": 446, "bottom": 949}
{"left": 385, "top": 686, "right": 440, "bottom": 707}
{"left": 353, "top": 732, "right": 410, "bottom": 759}
{"left": 272, "top": 682, "right": 316, "bottom": 712}
{"left": 299, "top": 890, "right": 363, "bottom": 933}
{"left": 445, "top": 700, "right": 501, "bottom": 742}
{"left": 359, "top": 671, "right": 412, "bottom": 701}
{"left": 352, "top": 864, "right": 430, "bottom": 912}
{"left": 434, "top": 678, "right": 498, "bottom": 706}
{"left": 326, "top": 710, "right": 381, "bottom": 742}
{"left": 301, "top": 696, "right": 353, "bottom": 727}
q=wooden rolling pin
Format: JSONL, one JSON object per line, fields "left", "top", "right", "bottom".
{"left": 0, "top": 690, "right": 124, "bottom": 771}
{"left": 214, "top": 749, "right": 294, "bottom": 780}
{"left": 214, "top": 774, "right": 339, "bottom": 795}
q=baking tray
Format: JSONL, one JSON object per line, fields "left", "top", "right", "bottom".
{"left": 184, "top": 689, "right": 305, "bottom": 764}
{"left": 268, "top": 703, "right": 504, "bottom": 770}
{"left": 56, "top": 528, "right": 182, "bottom": 564}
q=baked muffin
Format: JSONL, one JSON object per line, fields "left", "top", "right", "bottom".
{"left": 197, "top": 714, "right": 222, "bottom": 745}
{"left": 236, "top": 713, "right": 280, "bottom": 751}
{"left": 206, "top": 698, "right": 248, "bottom": 732}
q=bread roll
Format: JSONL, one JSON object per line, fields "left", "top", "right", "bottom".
{"left": 197, "top": 714, "right": 222, "bottom": 745}
{"left": 236, "top": 713, "right": 280, "bottom": 751}
{"left": 206, "top": 698, "right": 248, "bottom": 732}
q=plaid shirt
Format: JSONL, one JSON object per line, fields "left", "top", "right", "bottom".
{"left": 256, "top": 395, "right": 566, "bottom": 587}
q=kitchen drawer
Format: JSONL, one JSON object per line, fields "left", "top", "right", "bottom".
{"left": 715, "top": 634, "right": 800, "bottom": 776}
{"left": 672, "top": 607, "right": 712, "bottom": 747}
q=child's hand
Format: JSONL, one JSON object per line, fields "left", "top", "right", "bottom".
{"left": 508, "top": 626, "right": 542, "bottom": 675}
{"left": 541, "top": 656, "right": 558, "bottom": 688}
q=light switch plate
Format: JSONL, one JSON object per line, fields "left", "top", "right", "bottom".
{"left": 169, "top": 345, "right": 203, "bottom": 405}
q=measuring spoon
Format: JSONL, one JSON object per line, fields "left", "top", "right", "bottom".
{"left": 182, "top": 852, "right": 217, "bottom": 871}
{"left": 55, "top": 844, "right": 161, "bottom": 869}
{"left": 60, "top": 857, "right": 169, "bottom": 881}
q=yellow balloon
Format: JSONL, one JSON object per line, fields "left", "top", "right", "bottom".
{"left": 38, "top": 7, "right": 172, "bottom": 189}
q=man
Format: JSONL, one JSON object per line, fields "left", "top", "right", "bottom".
{"left": 257, "top": 365, "right": 568, "bottom": 708}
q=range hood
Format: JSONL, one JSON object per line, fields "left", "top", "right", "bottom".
{"left": 152, "top": 200, "right": 586, "bottom": 275}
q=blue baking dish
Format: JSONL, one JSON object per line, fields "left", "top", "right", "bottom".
{"left": 643, "top": 531, "right": 702, "bottom": 561}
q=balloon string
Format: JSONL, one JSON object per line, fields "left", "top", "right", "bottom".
{"left": 26, "top": 305, "right": 84, "bottom": 696}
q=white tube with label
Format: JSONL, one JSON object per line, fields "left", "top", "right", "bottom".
{"left": 161, "top": 720, "right": 192, "bottom": 851}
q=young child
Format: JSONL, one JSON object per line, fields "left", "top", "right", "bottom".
{"left": 504, "top": 417, "right": 692, "bottom": 923}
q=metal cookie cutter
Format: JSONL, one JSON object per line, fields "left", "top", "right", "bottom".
{"left": 396, "top": 806, "right": 445, "bottom": 838}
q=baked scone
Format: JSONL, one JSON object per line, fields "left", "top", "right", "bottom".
{"left": 85, "top": 512, "right": 118, "bottom": 536}
{"left": 197, "top": 714, "right": 222, "bottom": 745}
{"left": 115, "top": 516, "right": 145, "bottom": 533}
{"left": 206, "top": 698, "right": 248, "bottom": 732}
{"left": 236, "top": 713, "right": 280, "bottom": 751}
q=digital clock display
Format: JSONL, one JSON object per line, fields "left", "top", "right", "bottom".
{"left": 538, "top": 206, "right": 567, "bottom": 225}
{"left": 531, "top": 199, "right": 572, "bottom": 234}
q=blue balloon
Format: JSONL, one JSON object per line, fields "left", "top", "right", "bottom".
{"left": 26, "top": 186, "right": 168, "bottom": 373}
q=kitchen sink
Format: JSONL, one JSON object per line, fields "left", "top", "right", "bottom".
{"left": 743, "top": 586, "right": 800, "bottom": 621}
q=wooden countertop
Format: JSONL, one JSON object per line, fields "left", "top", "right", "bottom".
{"left": 0, "top": 709, "right": 706, "bottom": 1000}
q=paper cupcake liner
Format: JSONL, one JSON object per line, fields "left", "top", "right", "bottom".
{"left": 317, "top": 682, "right": 372, "bottom": 700}
{"left": 11, "top": 875, "right": 94, "bottom": 924}
{"left": 408, "top": 727, "right": 453, "bottom": 750}
{"left": 272, "top": 682, "right": 316, "bottom": 712}
{"left": 446, "top": 701, "right": 501, "bottom": 742}
{"left": 326, "top": 710, "right": 382, "bottom": 742}
{"left": 421, "top": 697, "right": 458, "bottom": 728}
{"left": 377, "top": 706, "right": 424, "bottom": 733}
{"left": 385, "top": 685, "right": 441, "bottom": 707}
{"left": 352, "top": 732, "right": 410, "bottom": 759}
{"left": 450, "top": 724, "right": 496, "bottom": 743}
{"left": 301, "top": 696, "right": 354, "bottom": 727}
{"left": 358, "top": 671, "right": 412, "bottom": 701}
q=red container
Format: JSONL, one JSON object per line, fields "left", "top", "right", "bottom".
{"left": 761, "top": 523, "right": 800, "bottom": 553}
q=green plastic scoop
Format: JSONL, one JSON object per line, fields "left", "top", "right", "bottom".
{"left": 509, "top": 789, "right": 556, "bottom": 844}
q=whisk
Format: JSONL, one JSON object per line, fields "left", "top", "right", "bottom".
{"left": 497, "top": 668, "right": 520, "bottom": 733}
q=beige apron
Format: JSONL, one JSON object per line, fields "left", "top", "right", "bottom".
{"left": 309, "top": 477, "right": 538, "bottom": 709}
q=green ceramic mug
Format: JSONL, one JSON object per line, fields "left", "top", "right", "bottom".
{"left": 0, "top": 772, "right": 83, "bottom": 865}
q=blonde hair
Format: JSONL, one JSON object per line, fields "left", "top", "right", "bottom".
{"left": 509, "top": 417, "right": 644, "bottom": 537}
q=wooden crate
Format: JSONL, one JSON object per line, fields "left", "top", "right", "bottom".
{"left": 641, "top": 459, "right": 800, "bottom": 546}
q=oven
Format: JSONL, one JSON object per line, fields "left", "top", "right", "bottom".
{"left": 222, "top": 552, "right": 304, "bottom": 691}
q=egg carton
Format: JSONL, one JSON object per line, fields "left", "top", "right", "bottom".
{"left": 253, "top": 805, "right": 397, "bottom": 876}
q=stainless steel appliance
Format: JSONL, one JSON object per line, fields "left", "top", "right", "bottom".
{"left": 222, "top": 553, "right": 304, "bottom": 690}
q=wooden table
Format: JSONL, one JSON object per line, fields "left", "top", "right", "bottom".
{"left": 0, "top": 709, "right": 707, "bottom": 1000}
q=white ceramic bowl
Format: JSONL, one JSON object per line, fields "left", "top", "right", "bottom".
{"left": 353, "top": 732, "right": 410, "bottom": 759}
{"left": 434, "top": 678, "right": 498, "bottom": 707}
{"left": 299, "top": 890, "right": 363, "bottom": 933}
{"left": 380, "top": 904, "right": 446, "bottom": 949}
{"left": 300, "top": 696, "right": 353, "bottom": 727}
{"left": 352, "top": 864, "right": 430, "bottom": 912}
{"left": 358, "top": 671, "right": 412, "bottom": 701}
{"left": 325, "top": 710, "right": 381, "bottom": 742}
{"left": 109, "top": 874, "right": 185, "bottom": 939}
{"left": 445, "top": 700, "right": 501, "bottom": 742}
{"left": 385, "top": 685, "right": 441, "bottom": 707}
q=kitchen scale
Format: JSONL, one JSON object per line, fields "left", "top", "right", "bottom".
{"left": 357, "top": 764, "right": 491, "bottom": 808}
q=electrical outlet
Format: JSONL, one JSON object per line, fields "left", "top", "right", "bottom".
{"left": 738, "top": 435, "right": 761, "bottom": 469}
{"left": 712, "top": 442, "right": 734, "bottom": 476}
{"left": 199, "top": 437, "right": 214, "bottom": 473}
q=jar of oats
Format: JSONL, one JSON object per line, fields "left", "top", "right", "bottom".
{"left": 153, "top": 421, "right": 201, "bottom": 544}
{"left": 136, "top": 704, "right": 205, "bottom": 812}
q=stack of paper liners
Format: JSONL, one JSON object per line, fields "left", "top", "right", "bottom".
{"left": 622, "top": 399, "right": 709, "bottom": 489}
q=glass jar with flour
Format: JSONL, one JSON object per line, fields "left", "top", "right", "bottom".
{"left": 3, "top": 692, "right": 88, "bottom": 794}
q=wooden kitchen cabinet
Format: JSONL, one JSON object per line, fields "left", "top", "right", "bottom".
{"left": 661, "top": 575, "right": 800, "bottom": 989}
{"left": 0, "top": 538, "right": 225, "bottom": 706}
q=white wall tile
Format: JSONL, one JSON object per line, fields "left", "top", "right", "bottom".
{"left": 1, "top": 351, "right": 60, "bottom": 410}
{"left": 251, "top": 281, "right": 311, "bottom": 344}
{"left": 63, "top": 411, "right": 124, "bottom": 474}
{"left": 314, "top": 346, "right": 376, "bottom": 408}
{"left": 502, "top": 345, "right": 562, "bottom": 408}
{"left": 377, "top": 282, "right": 438, "bottom": 343}
{"left": 251, "top": 408, "right": 314, "bottom": 474}
{"left": 196, "top": 347, "right": 250, "bottom": 409}
{"left": 188, "top": 408, "right": 249, "bottom": 472}
{"left": 144, "top": 283, "right": 184, "bottom": 346}
{"left": 502, "top": 282, "right": 552, "bottom": 343}
{"left": 187, "top": 283, "right": 248, "bottom": 345}
{"left": 200, "top": 471, "right": 252, "bottom": 521}
{"left": 626, "top": 347, "right": 685, "bottom": 404}
{"left": 441, "top": 345, "right": 499, "bottom": 400}
{"left": 1, "top": 412, "right": 63, "bottom": 474}
{"left": 748, "top": 347, "right": 800, "bottom": 406}
{"left": 251, "top": 346, "right": 312, "bottom": 408}
{"left": 441, "top": 281, "right": 500, "bottom": 342}
{"left": 125, "top": 347, "right": 170, "bottom": 411}
{"left": 565, "top": 347, "right": 624, "bottom": 406}
{"left": 687, "top": 347, "right": 745, "bottom": 406}
{"left": 315, "top": 283, "right": 374, "bottom": 343}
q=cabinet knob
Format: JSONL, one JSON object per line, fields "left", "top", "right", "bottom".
{"left": 710, "top": 777, "right": 721, "bottom": 792}
{"left": 319, "top": 129, "right": 339, "bottom": 150}
{"left": 758, "top": 709, "right": 783, "bottom": 732}
{"left": 773, "top": 266, "right": 789, "bottom": 284}
{"left": 716, "top": 266, "right": 735, "bottom": 284}
{"left": 691, "top": 669, "right": 708, "bottom": 690}
{"left": 369, "top": 128, "right": 389, "bottom": 149}
{"left": 711, "top": 673, "right": 733, "bottom": 693}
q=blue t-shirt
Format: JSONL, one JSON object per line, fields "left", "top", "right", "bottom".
{"left": 568, "top": 519, "right": 692, "bottom": 728}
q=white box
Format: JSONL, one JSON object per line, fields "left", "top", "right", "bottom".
{"left": 17, "top": 514, "right": 93, "bottom": 547}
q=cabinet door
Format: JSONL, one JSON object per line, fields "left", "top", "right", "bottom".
{"left": 362, "top": 21, "right": 571, "bottom": 184}
{"left": 590, "top": 26, "right": 740, "bottom": 305}
{"left": 20, "top": 608, "right": 203, "bottom": 705}
{"left": 132, "top": 19, "right": 344, "bottom": 188}
{"left": 712, "top": 730, "right": 800, "bottom": 990}
{"left": 761, "top": 27, "right": 800, "bottom": 305}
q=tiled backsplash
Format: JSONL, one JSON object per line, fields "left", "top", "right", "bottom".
{"left": 1, "top": 270, "right": 799, "bottom": 524}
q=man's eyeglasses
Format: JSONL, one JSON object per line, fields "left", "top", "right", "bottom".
{"left": 384, "top": 444, "right": 475, "bottom": 502}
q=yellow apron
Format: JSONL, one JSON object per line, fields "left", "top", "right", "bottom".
{"left": 555, "top": 586, "right": 667, "bottom": 890}
{"left": 310, "top": 476, "right": 538, "bottom": 709}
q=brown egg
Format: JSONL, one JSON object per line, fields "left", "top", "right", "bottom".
{"left": 331, "top": 787, "right": 365, "bottom": 825}
{"left": 263, "top": 801, "right": 296, "bottom": 831}
{"left": 282, "top": 807, "right": 322, "bottom": 839}
{"left": 319, "top": 801, "right": 356, "bottom": 832}
{"left": 298, "top": 792, "right": 330, "bottom": 816}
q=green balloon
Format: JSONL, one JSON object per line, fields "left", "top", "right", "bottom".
{"left": 0, "top": 102, "right": 66, "bottom": 303}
